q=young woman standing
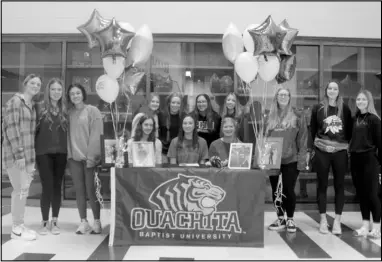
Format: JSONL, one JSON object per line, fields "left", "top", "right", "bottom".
{"left": 193, "top": 94, "right": 221, "bottom": 148}
{"left": 349, "top": 90, "right": 381, "bottom": 239}
{"left": 67, "top": 83, "right": 103, "bottom": 235}
{"left": 133, "top": 93, "right": 160, "bottom": 137}
{"left": 220, "top": 93, "right": 243, "bottom": 124}
{"left": 2, "top": 74, "right": 42, "bottom": 240}
{"left": 35, "top": 78, "right": 68, "bottom": 235}
{"left": 310, "top": 80, "right": 353, "bottom": 235}
{"left": 158, "top": 92, "right": 183, "bottom": 163}
{"left": 266, "top": 87, "right": 308, "bottom": 233}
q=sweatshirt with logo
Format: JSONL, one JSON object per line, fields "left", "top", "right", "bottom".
{"left": 309, "top": 103, "right": 353, "bottom": 150}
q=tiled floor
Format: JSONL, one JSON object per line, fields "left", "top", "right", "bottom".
{"left": 1, "top": 206, "right": 380, "bottom": 260}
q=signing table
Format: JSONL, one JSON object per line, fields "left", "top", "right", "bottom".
{"left": 108, "top": 167, "right": 267, "bottom": 247}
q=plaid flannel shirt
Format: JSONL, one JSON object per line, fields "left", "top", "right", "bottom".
{"left": 2, "top": 93, "right": 37, "bottom": 172}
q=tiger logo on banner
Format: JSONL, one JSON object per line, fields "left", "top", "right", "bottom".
{"left": 148, "top": 174, "right": 225, "bottom": 216}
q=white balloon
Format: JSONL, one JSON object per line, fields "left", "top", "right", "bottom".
{"left": 96, "top": 74, "right": 120, "bottom": 103}
{"left": 102, "top": 56, "right": 126, "bottom": 79}
{"left": 234, "top": 52, "right": 259, "bottom": 83}
{"left": 243, "top": 23, "right": 260, "bottom": 53}
{"left": 222, "top": 23, "right": 244, "bottom": 63}
{"left": 258, "top": 54, "right": 280, "bottom": 82}
{"left": 128, "top": 24, "right": 153, "bottom": 67}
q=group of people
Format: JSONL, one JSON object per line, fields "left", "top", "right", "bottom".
{"left": 2, "top": 74, "right": 104, "bottom": 240}
{"left": 2, "top": 73, "right": 380, "bottom": 241}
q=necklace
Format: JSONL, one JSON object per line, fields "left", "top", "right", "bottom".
{"left": 357, "top": 114, "right": 367, "bottom": 126}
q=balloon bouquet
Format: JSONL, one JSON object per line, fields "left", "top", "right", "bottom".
{"left": 222, "top": 16, "right": 298, "bottom": 213}
{"left": 222, "top": 15, "right": 298, "bottom": 169}
{"left": 77, "top": 9, "right": 153, "bottom": 169}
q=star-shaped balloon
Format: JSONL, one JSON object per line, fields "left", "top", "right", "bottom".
{"left": 248, "top": 16, "right": 287, "bottom": 56}
{"left": 77, "top": 9, "right": 110, "bottom": 49}
{"left": 92, "top": 18, "right": 136, "bottom": 58}
{"left": 278, "top": 19, "right": 299, "bottom": 55}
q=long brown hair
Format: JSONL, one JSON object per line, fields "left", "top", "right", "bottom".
{"left": 266, "top": 87, "right": 297, "bottom": 133}
{"left": 320, "top": 80, "right": 344, "bottom": 118}
{"left": 37, "top": 78, "right": 68, "bottom": 131}
{"left": 355, "top": 89, "right": 380, "bottom": 119}
{"left": 221, "top": 92, "right": 242, "bottom": 119}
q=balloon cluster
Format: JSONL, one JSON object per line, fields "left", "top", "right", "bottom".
{"left": 222, "top": 16, "right": 298, "bottom": 84}
{"left": 77, "top": 9, "right": 153, "bottom": 104}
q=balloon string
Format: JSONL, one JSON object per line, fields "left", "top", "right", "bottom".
{"left": 110, "top": 104, "right": 118, "bottom": 140}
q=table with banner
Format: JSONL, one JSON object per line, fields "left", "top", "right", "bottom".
{"left": 108, "top": 167, "right": 267, "bottom": 248}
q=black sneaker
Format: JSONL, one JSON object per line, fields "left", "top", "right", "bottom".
{"left": 286, "top": 219, "right": 297, "bottom": 233}
{"left": 268, "top": 218, "right": 286, "bottom": 231}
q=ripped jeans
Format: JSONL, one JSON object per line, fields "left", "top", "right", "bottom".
{"left": 7, "top": 166, "right": 34, "bottom": 226}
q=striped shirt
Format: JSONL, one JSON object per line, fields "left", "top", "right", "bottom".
{"left": 2, "top": 93, "right": 37, "bottom": 172}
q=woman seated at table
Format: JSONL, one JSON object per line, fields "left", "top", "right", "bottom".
{"left": 127, "top": 114, "right": 162, "bottom": 165}
{"left": 207, "top": 116, "right": 242, "bottom": 167}
{"left": 167, "top": 114, "right": 208, "bottom": 165}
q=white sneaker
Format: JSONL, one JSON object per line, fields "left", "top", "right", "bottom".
{"left": 367, "top": 229, "right": 381, "bottom": 239}
{"left": 319, "top": 220, "right": 329, "bottom": 234}
{"left": 91, "top": 219, "right": 102, "bottom": 234}
{"left": 76, "top": 220, "right": 91, "bottom": 235}
{"left": 51, "top": 220, "right": 60, "bottom": 235}
{"left": 38, "top": 221, "right": 50, "bottom": 235}
{"left": 353, "top": 226, "right": 369, "bottom": 237}
{"left": 11, "top": 224, "right": 37, "bottom": 241}
{"left": 332, "top": 219, "right": 342, "bottom": 235}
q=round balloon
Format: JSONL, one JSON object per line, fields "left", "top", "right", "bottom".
{"left": 96, "top": 74, "right": 120, "bottom": 103}
{"left": 128, "top": 24, "right": 153, "bottom": 67}
{"left": 242, "top": 24, "right": 260, "bottom": 53}
{"left": 103, "top": 56, "right": 126, "bottom": 79}
{"left": 258, "top": 53, "right": 280, "bottom": 82}
{"left": 234, "top": 52, "right": 259, "bottom": 83}
{"left": 222, "top": 23, "right": 244, "bottom": 63}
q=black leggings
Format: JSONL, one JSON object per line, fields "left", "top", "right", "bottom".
{"left": 351, "top": 151, "right": 381, "bottom": 223}
{"left": 314, "top": 148, "right": 347, "bottom": 215}
{"left": 269, "top": 162, "right": 299, "bottom": 218}
{"left": 36, "top": 153, "right": 67, "bottom": 221}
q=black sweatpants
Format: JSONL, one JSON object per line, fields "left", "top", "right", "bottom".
{"left": 36, "top": 153, "right": 68, "bottom": 221}
{"left": 351, "top": 151, "right": 381, "bottom": 223}
{"left": 269, "top": 162, "right": 299, "bottom": 218}
{"left": 314, "top": 148, "right": 347, "bottom": 215}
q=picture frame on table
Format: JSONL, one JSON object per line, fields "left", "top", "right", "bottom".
{"left": 100, "top": 135, "right": 117, "bottom": 167}
{"left": 132, "top": 141, "right": 155, "bottom": 167}
{"left": 228, "top": 143, "right": 253, "bottom": 170}
{"left": 257, "top": 137, "right": 284, "bottom": 170}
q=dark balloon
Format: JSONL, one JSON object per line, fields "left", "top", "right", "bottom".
{"left": 277, "top": 54, "right": 296, "bottom": 82}
{"left": 278, "top": 19, "right": 299, "bottom": 55}
{"left": 92, "top": 18, "right": 135, "bottom": 58}
{"left": 77, "top": 9, "right": 110, "bottom": 49}
{"left": 220, "top": 75, "right": 234, "bottom": 93}
{"left": 122, "top": 67, "right": 145, "bottom": 97}
{"left": 210, "top": 73, "right": 221, "bottom": 93}
{"left": 248, "top": 16, "right": 286, "bottom": 56}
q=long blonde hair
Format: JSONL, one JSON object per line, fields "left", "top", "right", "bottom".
{"left": 221, "top": 92, "right": 242, "bottom": 119}
{"left": 266, "top": 87, "right": 297, "bottom": 132}
{"left": 320, "top": 80, "right": 344, "bottom": 118}
{"left": 37, "top": 78, "right": 68, "bottom": 131}
{"left": 355, "top": 89, "right": 380, "bottom": 119}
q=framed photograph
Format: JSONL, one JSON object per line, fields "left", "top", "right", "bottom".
{"left": 228, "top": 143, "right": 253, "bottom": 170}
{"left": 132, "top": 141, "right": 155, "bottom": 167}
{"left": 258, "top": 137, "right": 284, "bottom": 170}
{"left": 100, "top": 135, "right": 117, "bottom": 167}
